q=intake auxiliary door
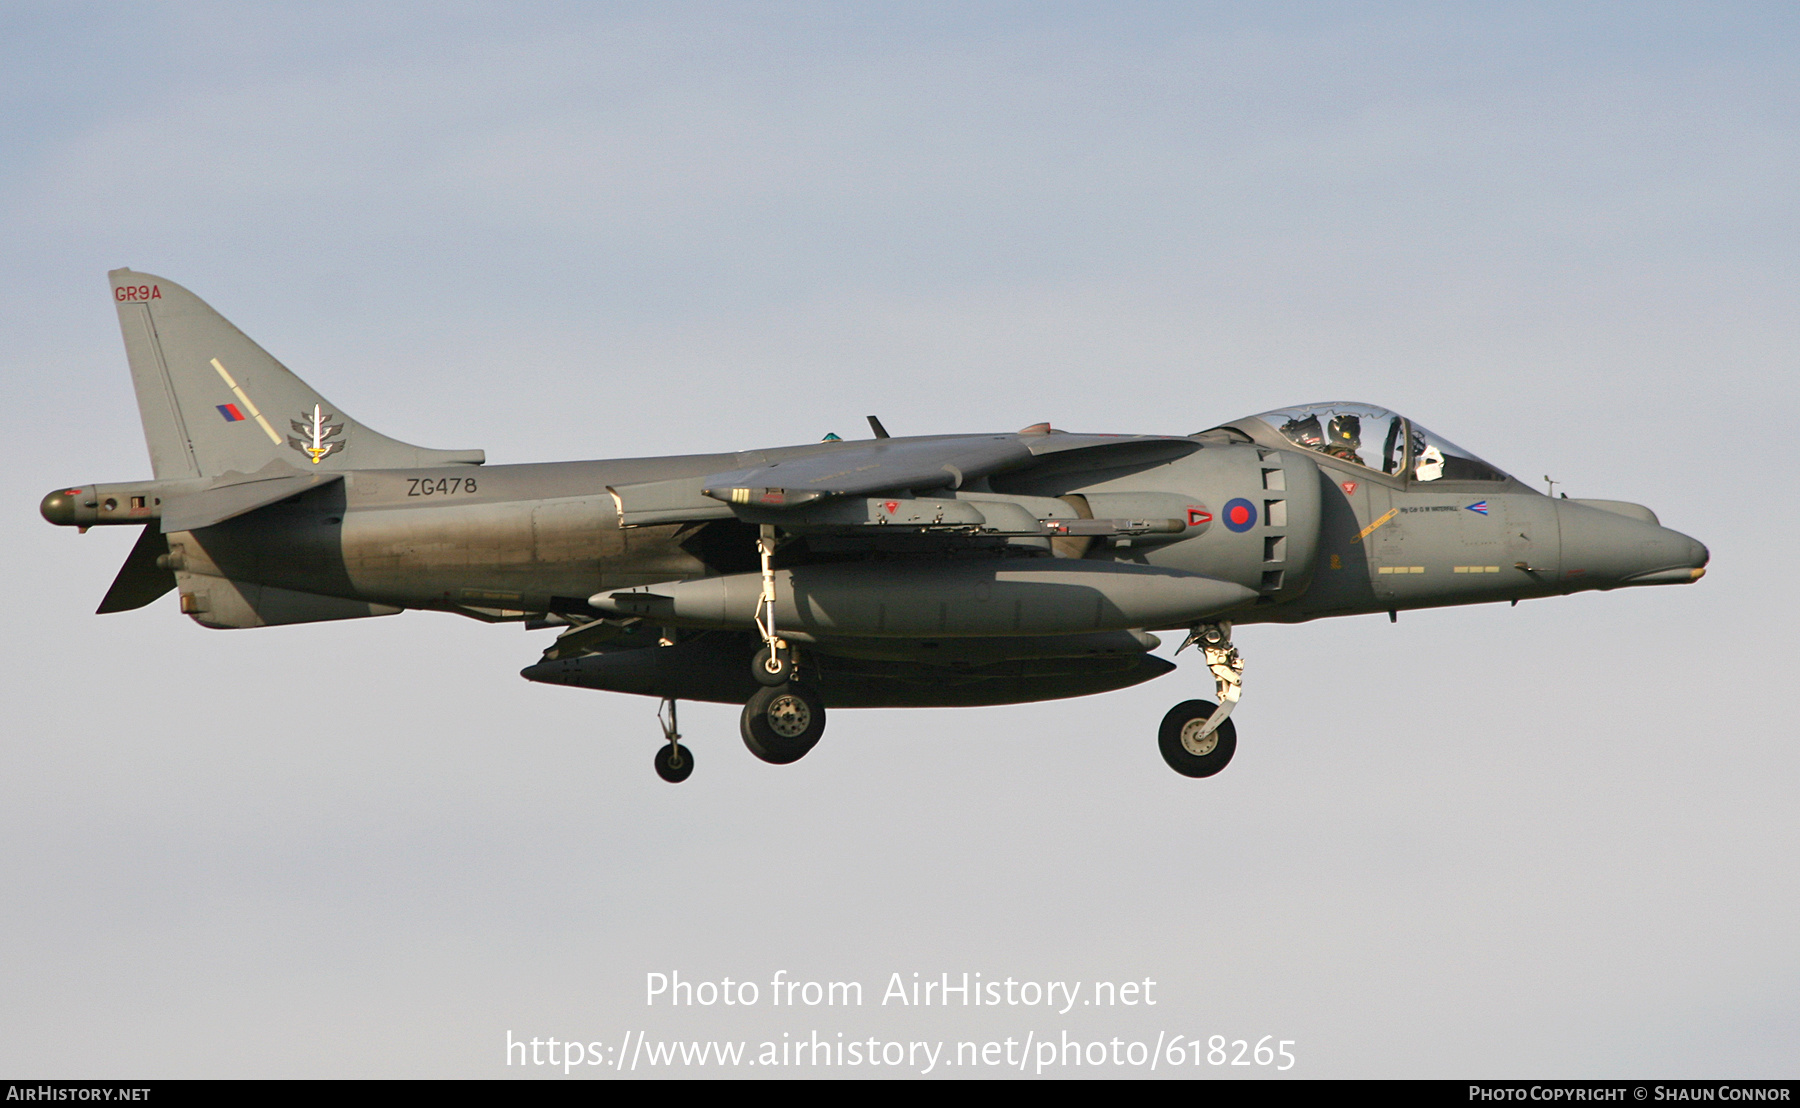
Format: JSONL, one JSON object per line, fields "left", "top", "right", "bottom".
{"left": 1255, "top": 448, "right": 1322, "bottom": 601}
{"left": 1138, "top": 444, "right": 1318, "bottom": 603}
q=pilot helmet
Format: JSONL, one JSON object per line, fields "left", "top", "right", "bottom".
{"left": 1327, "top": 413, "right": 1362, "bottom": 449}
{"left": 1280, "top": 414, "right": 1325, "bottom": 447}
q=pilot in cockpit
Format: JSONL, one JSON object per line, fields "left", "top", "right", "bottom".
{"left": 1324, "top": 413, "right": 1363, "bottom": 463}
{"left": 1278, "top": 414, "right": 1325, "bottom": 450}
{"left": 1252, "top": 404, "right": 1509, "bottom": 484}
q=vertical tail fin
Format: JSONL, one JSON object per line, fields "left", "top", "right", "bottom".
{"left": 109, "top": 269, "right": 484, "bottom": 478}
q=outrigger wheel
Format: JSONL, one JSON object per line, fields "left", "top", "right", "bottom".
{"left": 654, "top": 742, "right": 695, "bottom": 783}
{"left": 1157, "top": 700, "right": 1237, "bottom": 778}
{"left": 740, "top": 683, "right": 827, "bottom": 765}
{"left": 654, "top": 697, "right": 694, "bottom": 783}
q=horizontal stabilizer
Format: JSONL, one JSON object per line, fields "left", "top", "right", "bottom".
{"left": 161, "top": 464, "right": 342, "bottom": 532}
{"left": 97, "top": 526, "right": 175, "bottom": 613}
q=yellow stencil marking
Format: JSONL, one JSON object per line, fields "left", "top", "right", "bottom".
{"left": 210, "top": 358, "right": 282, "bottom": 445}
{"left": 1352, "top": 508, "right": 1398, "bottom": 544}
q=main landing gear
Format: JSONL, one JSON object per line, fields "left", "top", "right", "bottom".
{"left": 647, "top": 525, "right": 829, "bottom": 781}
{"left": 740, "top": 681, "right": 827, "bottom": 764}
{"left": 648, "top": 682, "right": 829, "bottom": 781}
{"left": 740, "top": 523, "right": 827, "bottom": 762}
{"left": 1161, "top": 621, "right": 1244, "bottom": 778}
{"left": 751, "top": 524, "right": 796, "bottom": 686}
{"left": 753, "top": 643, "right": 795, "bottom": 686}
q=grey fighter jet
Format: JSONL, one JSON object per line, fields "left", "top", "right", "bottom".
{"left": 42, "top": 271, "right": 1710, "bottom": 782}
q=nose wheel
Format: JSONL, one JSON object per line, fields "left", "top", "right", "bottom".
{"left": 1158, "top": 700, "right": 1237, "bottom": 777}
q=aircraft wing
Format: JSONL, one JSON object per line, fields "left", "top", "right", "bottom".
{"left": 697, "top": 432, "right": 1197, "bottom": 510}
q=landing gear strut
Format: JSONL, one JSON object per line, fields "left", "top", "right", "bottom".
{"left": 750, "top": 525, "right": 795, "bottom": 686}
{"left": 1161, "top": 621, "right": 1243, "bottom": 778}
{"left": 738, "top": 523, "right": 828, "bottom": 763}
{"left": 654, "top": 697, "right": 694, "bottom": 783}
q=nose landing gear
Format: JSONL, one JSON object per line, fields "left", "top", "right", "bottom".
{"left": 1161, "top": 621, "right": 1244, "bottom": 778}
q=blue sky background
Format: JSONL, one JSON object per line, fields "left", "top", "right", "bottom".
{"left": 2, "top": 2, "right": 1795, "bottom": 1077}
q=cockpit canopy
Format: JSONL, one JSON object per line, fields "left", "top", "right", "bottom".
{"left": 1237, "top": 403, "right": 1510, "bottom": 483}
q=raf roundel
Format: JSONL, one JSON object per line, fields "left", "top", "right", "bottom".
{"left": 1222, "top": 497, "right": 1258, "bottom": 533}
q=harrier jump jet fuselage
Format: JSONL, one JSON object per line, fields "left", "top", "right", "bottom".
{"left": 42, "top": 271, "right": 1709, "bottom": 781}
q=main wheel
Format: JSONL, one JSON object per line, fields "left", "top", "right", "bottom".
{"left": 741, "top": 682, "right": 826, "bottom": 764}
{"left": 655, "top": 742, "right": 695, "bottom": 783}
{"left": 1157, "top": 700, "right": 1237, "bottom": 778}
{"left": 751, "top": 643, "right": 795, "bottom": 687}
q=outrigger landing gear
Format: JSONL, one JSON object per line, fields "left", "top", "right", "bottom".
{"left": 1161, "top": 621, "right": 1244, "bottom": 778}
{"left": 654, "top": 697, "right": 694, "bottom": 783}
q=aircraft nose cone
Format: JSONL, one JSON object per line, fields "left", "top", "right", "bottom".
{"left": 1634, "top": 528, "right": 1699, "bottom": 589}
{"left": 1556, "top": 500, "right": 1708, "bottom": 589}
{"left": 1671, "top": 536, "right": 1710, "bottom": 583}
